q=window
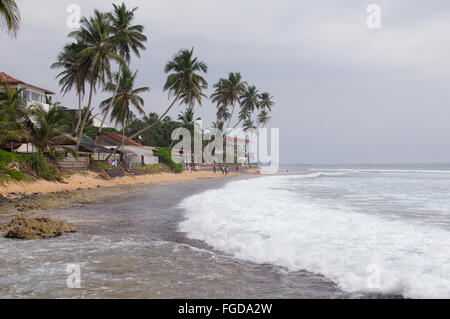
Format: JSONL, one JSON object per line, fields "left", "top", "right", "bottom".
{"left": 31, "top": 92, "right": 41, "bottom": 102}
{"left": 22, "top": 90, "right": 31, "bottom": 100}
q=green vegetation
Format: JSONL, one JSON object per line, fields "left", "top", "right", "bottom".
{"left": 0, "top": 0, "right": 20, "bottom": 37}
{"left": 24, "top": 152, "right": 60, "bottom": 181}
{"left": 100, "top": 65, "right": 149, "bottom": 151}
{"left": 0, "top": 150, "right": 60, "bottom": 183}
{"left": 83, "top": 126, "right": 120, "bottom": 139}
{"left": 155, "top": 148, "right": 183, "bottom": 174}
{"left": 131, "top": 163, "right": 171, "bottom": 175}
{"left": 97, "top": 162, "right": 111, "bottom": 171}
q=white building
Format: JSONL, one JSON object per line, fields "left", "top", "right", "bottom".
{"left": 0, "top": 72, "right": 54, "bottom": 112}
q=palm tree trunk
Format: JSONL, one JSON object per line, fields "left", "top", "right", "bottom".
{"left": 76, "top": 80, "right": 94, "bottom": 152}
{"left": 105, "top": 92, "right": 181, "bottom": 161}
{"left": 226, "top": 102, "right": 236, "bottom": 130}
{"left": 95, "top": 64, "right": 122, "bottom": 143}
{"left": 74, "top": 92, "right": 82, "bottom": 134}
{"left": 232, "top": 118, "right": 243, "bottom": 129}
{"left": 121, "top": 118, "right": 125, "bottom": 155}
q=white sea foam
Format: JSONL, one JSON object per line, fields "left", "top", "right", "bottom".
{"left": 178, "top": 175, "right": 450, "bottom": 298}
{"left": 308, "top": 168, "right": 450, "bottom": 174}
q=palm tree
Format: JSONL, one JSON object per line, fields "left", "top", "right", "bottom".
{"left": 51, "top": 41, "right": 87, "bottom": 135}
{"left": 240, "top": 85, "right": 260, "bottom": 113}
{"left": 0, "top": 0, "right": 20, "bottom": 37}
{"left": 243, "top": 119, "right": 256, "bottom": 132}
{"left": 100, "top": 67, "right": 148, "bottom": 152}
{"left": 259, "top": 92, "right": 274, "bottom": 111}
{"left": 96, "top": 2, "right": 147, "bottom": 140}
{"left": 233, "top": 85, "right": 260, "bottom": 128}
{"left": 211, "top": 72, "right": 247, "bottom": 130}
{"left": 177, "top": 109, "right": 201, "bottom": 124}
{"left": 126, "top": 48, "right": 207, "bottom": 142}
{"left": 29, "top": 104, "right": 71, "bottom": 153}
{"left": 0, "top": 82, "right": 28, "bottom": 145}
{"left": 67, "top": 10, "right": 123, "bottom": 151}
{"left": 257, "top": 109, "right": 272, "bottom": 128}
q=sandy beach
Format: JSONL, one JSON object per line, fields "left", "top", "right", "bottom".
{"left": 0, "top": 169, "right": 258, "bottom": 198}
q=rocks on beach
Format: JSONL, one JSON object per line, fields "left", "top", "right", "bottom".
{"left": 4, "top": 217, "right": 77, "bottom": 240}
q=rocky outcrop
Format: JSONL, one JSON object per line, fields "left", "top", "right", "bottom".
{"left": 4, "top": 217, "right": 77, "bottom": 240}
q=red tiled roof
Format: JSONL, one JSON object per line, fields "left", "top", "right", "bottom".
{"left": 100, "top": 131, "right": 144, "bottom": 147}
{"left": 0, "top": 72, "right": 23, "bottom": 84}
{"left": 0, "top": 72, "right": 55, "bottom": 94}
{"left": 226, "top": 136, "right": 251, "bottom": 143}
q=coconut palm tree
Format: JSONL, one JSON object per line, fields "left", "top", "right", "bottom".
{"left": 0, "top": 0, "right": 20, "bottom": 37}
{"left": 164, "top": 48, "right": 208, "bottom": 110}
{"left": 211, "top": 72, "right": 247, "bottom": 130}
{"left": 0, "top": 82, "right": 28, "bottom": 145}
{"left": 51, "top": 41, "right": 87, "bottom": 135}
{"left": 243, "top": 119, "right": 256, "bottom": 132}
{"left": 259, "top": 92, "right": 274, "bottom": 111}
{"left": 240, "top": 85, "right": 260, "bottom": 113}
{"left": 29, "top": 104, "right": 71, "bottom": 153}
{"left": 257, "top": 109, "right": 272, "bottom": 128}
{"left": 100, "top": 67, "right": 148, "bottom": 152}
{"left": 68, "top": 10, "right": 123, "bottom": 151}
{"left": 233, "top": 85, "right": 260, "bottom": 128}
{"left": 178, "top": 109, "right": 196, "bottom": 124}
{"left": 126, "top": 48, "right": 207, "bottom": 142}
{"left": 96, "top": 2, "right": 147, "bottom": 140}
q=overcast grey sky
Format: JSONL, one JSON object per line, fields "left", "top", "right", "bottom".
{"left": 2, "top": 0, "right": 450, "bottom": 164}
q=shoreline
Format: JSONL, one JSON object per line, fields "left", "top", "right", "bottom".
{"left": 0, "top": 169, "right": 260, "bottom": 235}
{"left": 0, "top": 169, "right": 259, "bottom": 198}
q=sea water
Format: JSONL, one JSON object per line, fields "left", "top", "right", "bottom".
{"left": 179, "top": 164, "right": 450, "bottom": 298}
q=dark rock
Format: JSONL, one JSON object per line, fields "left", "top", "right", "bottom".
{"left": 5, "top": 217, "right": 77, "bottom": 240}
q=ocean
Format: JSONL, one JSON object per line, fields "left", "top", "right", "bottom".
{"left": 1, "top": 165, "right": 449, "bottom": 298}
{"left": 179, "top": 164, "right": 450, "bottom": 298}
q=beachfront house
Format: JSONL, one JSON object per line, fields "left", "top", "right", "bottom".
{"left": 223, "top": 136, "right": 252, "bottom": 164}
{"left": 0, "top": 72, "right": 56, "bottom": 153}
{"left": 0, "top": 72, "right": 55, "bottom": 111}
{"left": 96, "top": 132, "right": 159, "bottom": 167}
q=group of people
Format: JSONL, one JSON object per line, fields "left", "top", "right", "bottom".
{"left": 213, "top": 164, "right": 240, "bottom": 175}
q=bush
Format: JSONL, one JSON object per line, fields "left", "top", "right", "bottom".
{"left": 97, "top": 162, "right": 111, "bottom": 171}
{"left": 0, "top": 150, "right": 14, "bottom": 168}
{"left": 131, "top": 163, "right": 170, "bottom": 175}
{"left": 6, "top": 169, "right": 27, "bottom": 181}
{"left": 25, "top": 152, "right": 60, "bottom": 181}
{"left": 154, "top": 147, "right": 183, "bottom": 174}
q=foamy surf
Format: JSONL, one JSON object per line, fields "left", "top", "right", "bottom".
{"left": 178, "top": 174, "right": 450, "bottom": 299}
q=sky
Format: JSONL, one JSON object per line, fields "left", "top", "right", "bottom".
{"left": 1, "top": 0, "right": 450, "bottom": 164}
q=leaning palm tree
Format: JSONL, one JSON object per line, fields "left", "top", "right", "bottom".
{"left": 51, "top": 41, "right": 87, "bottom": 135}
{"left": 211, "top": 72, "right": 247, "bottom": 130}
{"left": 29, "top": 104, "right": 71, "bottom": 153}
{"left": 68, "top": 10, "right": 123, "bottom": 150}
{"left": 0, "top": 0, "right": 20, "bottom": 37}
{"left": 100, "top": 67, "right": 148, "bottom": 152}
{"left": 128, "top": 48, "right": 207, "bottom": 141}
{"left": 96, "top": 2, "right": 147, "bottom": 140}
{"left": 105, "top": 48, "right": 208, "bottom": 159}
